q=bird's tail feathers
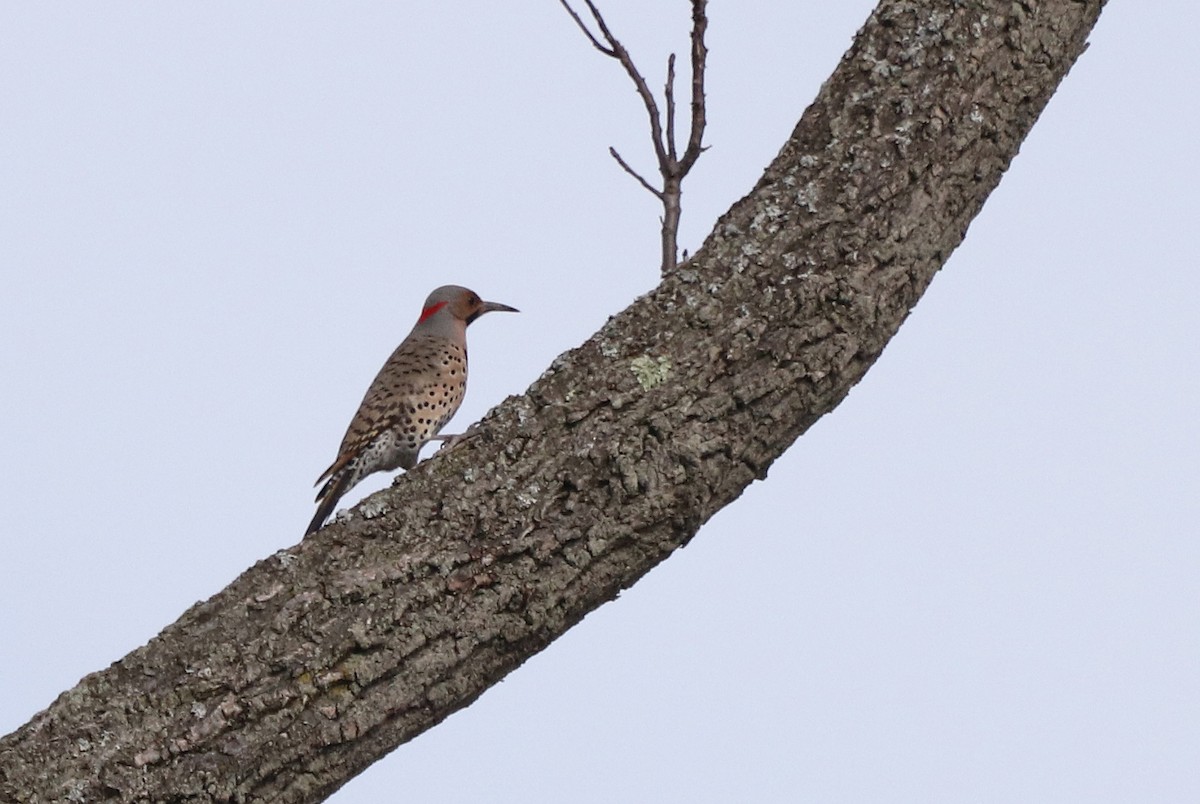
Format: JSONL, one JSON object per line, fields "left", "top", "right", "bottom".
{"left": 314, "top": 448, "right": 356, "bottom": 489}
{"left": 306, "top": 464, "right": 354, "bottom": 536}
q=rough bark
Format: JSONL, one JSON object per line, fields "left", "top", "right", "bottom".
{"left": 0, "top": 1, "right": 1106, "bottom": 801}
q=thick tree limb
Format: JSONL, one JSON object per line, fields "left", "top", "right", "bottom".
{"left": 0, "top": 1, "right": 1107, "bottom": 801}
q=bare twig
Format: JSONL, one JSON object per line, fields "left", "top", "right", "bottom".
{"left": 609, "top": 147, "right": 663, "bottom": 199}
{"left": 559, "top": 0, "right": 709, "bottom": 274}
{"left": 557, "top": 0, "right": 614, "bottom": 55}
{"left": 665, "top": 54, "right": 677, "bottom": 164}
{"left": 682, "top": 1, "right": 708, "bottom": 173}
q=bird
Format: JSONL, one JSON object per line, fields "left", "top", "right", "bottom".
{"left": 306, "top": 285, "right": 518, "bottom": 535}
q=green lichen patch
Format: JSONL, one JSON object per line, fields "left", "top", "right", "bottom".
{"left": 630, "top": 355, "right": 672, "bottom": 390}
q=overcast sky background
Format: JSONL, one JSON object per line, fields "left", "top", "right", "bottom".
{"left": 2, "top": 2, "right": 1197, "bottom": 802}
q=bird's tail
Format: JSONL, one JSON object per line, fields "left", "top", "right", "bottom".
{"left": 306, "top": 467, "right": 353, "bottom": 536}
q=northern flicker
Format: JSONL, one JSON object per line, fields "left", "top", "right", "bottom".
{"left": 306, "top": 285, "right": 518, "bottom": 535}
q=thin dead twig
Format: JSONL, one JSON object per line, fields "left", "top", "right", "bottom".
{"left": 609, "top": 147, "right": 663, "bottom": 199}
{"left": 558, "top": 0, "right": 709, "bottom": 274}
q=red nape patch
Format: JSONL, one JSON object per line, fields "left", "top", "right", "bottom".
{"left": 418, "top": 301, "right": 449, "bottom": 323}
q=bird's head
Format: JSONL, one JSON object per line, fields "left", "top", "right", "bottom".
{"left": 419, "top": 285, "right": 519, "bottom": 327}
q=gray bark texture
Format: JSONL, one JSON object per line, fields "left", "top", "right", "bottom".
{"left": 0, "top": 1, "right": 1106, "bottom": 801}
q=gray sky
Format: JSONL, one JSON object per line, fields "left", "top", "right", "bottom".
{"left": 2, "top": 2, "right": 1197, "bottom": 802}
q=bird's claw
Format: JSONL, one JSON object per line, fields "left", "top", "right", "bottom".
{"left": 432, "top": 431, "right": 479, "bottom": 452}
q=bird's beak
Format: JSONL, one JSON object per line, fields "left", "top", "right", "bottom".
{"left": 467, "top": 300, "right": 518, "bottom": 325}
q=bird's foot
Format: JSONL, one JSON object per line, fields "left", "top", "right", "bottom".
{"left": 431, "top": 431, "right": 478, "bottom": 453}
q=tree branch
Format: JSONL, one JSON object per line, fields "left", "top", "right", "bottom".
{"left": 560, "top": 0, "right": 709, "bottom": 274}
{"left": 0, "top": 1, "right": 1108, "bottom": 801}
{"left": 555, "top": 0, "right": 614, "bottom": 56}
{"left": 560, "top": 0, "right": 670, "bottom": 167}
{"left": 680, "top": 0, "right": 708, "bottom": 173}
{"left": 665, "top": 53, "right": 678, "bottom": 164}
{"left": 608, "top": 146, "right": 663, "bottom": 199}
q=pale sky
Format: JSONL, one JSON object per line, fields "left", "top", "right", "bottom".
{"left": 2, "top": 2, "right": 1197, "bottom": 802}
